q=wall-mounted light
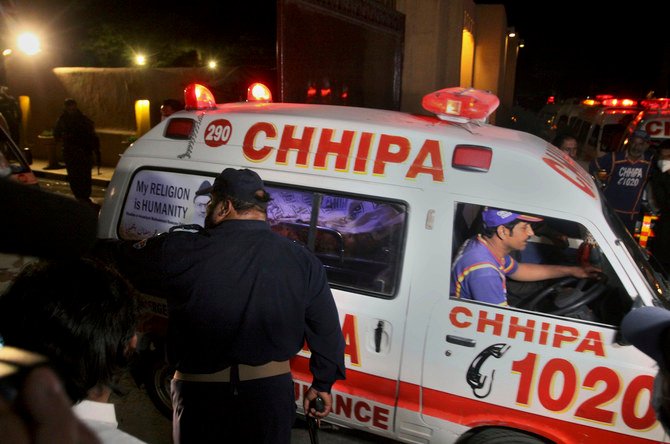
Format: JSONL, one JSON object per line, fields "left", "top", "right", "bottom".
{"left": 507, "top": 27, "right": 516, "bottom": 38}
{"left": 519, "top": 39, "right": 525, "bottom": 48}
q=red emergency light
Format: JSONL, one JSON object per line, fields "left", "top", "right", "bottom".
{"left": 601, "top": 98, "right": 637, "bottom": 107}
{"left": 247, "top": 83, "right": 272, "bottom": 103}
{"left": 422, "top": 87, "right": 500, "bottom": 123}
{"left": 641, "top": 98, "right": 670, "bottom": 110}
{"left": 184, "top": 84, "right": 217, "bottom": 110}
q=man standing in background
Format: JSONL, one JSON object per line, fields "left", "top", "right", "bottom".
{"left": 53, "top": 98, "right": 100, "bottom": 210}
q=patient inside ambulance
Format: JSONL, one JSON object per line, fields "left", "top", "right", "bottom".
{"left": 451, "top": 202, "right": 638, "bottom": 325}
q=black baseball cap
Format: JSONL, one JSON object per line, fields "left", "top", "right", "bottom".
{"left": 196, "top": 168, "right": 269, "bottom": 207}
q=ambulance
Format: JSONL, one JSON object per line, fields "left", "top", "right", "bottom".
{"left": 97, "top": 83, "right": 670, "bottom": 443}
{"left": 618, "top": 98, "right": 670, "bottom": 150}
{"left": 561, "top": 95, "right": 639, "bottom": 160}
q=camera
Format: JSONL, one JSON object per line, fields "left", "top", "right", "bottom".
{"left": 0, "top": 344, "right": 48, "bottom": 402}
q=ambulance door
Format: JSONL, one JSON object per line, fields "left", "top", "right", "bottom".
{"left": 420, "top": 203, "right": 665, "bottom": 442}
{"left": 265, "top": 184, "right": 409, "bottom": 434}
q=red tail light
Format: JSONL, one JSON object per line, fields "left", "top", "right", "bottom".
{"left": 452, "top": 145, "right": 493, "bottom": 172}
{"left": 165, "top": 118, "right": 195, "bottom": 139}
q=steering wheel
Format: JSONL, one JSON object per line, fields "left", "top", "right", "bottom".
{"left": 516, "top": 273, "right": 608, "bottom": 316}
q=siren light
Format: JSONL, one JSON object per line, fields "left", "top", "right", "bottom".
{"left": 422, "top": 87, "right": 500, "bottom": 123}
{"left": 601, "top": 98, "right": 637, "bottom": 107}
{"left": 247, "top": 83, "right": 272, "bottom": 103}
{"left": 184, "top": 84, "right": 217, "bottom": 110}
{"left": 641, "top": 98, "right": 670, "bottom": 110}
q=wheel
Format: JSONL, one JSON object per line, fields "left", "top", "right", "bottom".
{"left": 144, "top": 352, "right": 174, "bottom": 419}
{"left": 465, "top": 427, "right": 548, "bottom": 444}
{"left": 516, "top": 273, "right": 608, "bottom": 316}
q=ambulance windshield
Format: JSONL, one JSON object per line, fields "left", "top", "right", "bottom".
{"left": 603, "top": 203, "right": 670, "bottom": 302}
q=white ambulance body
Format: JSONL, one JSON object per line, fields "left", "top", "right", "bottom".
{"left": 98, "top": 84, "right": 670, "bottom": 443}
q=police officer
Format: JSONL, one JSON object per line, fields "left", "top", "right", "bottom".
{"left": 99, "top": 168, "right": 346, "bottom": 444}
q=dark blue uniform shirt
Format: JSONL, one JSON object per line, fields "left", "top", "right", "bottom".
{"left": 113, "top": 219, "right": 345, "bottom": 392}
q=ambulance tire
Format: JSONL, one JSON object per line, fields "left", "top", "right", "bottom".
{"left": 465, "top": 428, "right": 548, "bottom": 444}
{"left": 142, "top": 347, "right": 174, "bottom": 419}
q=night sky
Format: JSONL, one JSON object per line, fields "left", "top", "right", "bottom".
{"left": 5, "top": 0, "right": 669, "bottom": 110}
{"left": 499, "top": 0, "right": 670, "bottom": 108}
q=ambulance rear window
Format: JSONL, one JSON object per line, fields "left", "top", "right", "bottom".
{"left": 266, "top": 186, "right": 407, "bottom": 298}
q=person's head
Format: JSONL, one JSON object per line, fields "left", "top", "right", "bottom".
{"left": 194, "top": 180, "right": 212, "bottom": 218}
{"left": 0, "top": 258, "right": 140, "bottom": 403}
{"left": 621, "top": 306, "right": 670, "bottom": 434}
{"left": 63, "top": 98, "right": 78, "bottom": 114}
{"left": 196, "top": 168, "right": 271, "bottom": 228}
{"left": 627, "top": 130, "right": 651, "bottom": 159}
{"left": 552, "top": 133, "right": 578, "bottom": 158}
{"left": 160, "top": 99, "right": 184, "bottom": 120}
{"left": 657, "top": 140, "right": 670, "bottom": 173}
{"left": 480, "top": 207, "right": 543, "bottom": 252}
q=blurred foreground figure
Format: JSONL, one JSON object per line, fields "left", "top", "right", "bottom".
{"left": 0, "top": 177, "right": 101, "bottom": 443}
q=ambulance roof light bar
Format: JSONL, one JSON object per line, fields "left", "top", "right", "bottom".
{"left": 582, "top": 95, "right": 637, "bottom": 107}
{"left": 184, "top": 83, "right": 217, "bottom": 110}
{"left": 422, "top": 87, "right": 500, "bottom": 123}
{"left": 641, "top": 98, "right": 670, "bottom": 110}
{"left": 247, "top": 82, "right": 272, "bottom": 103}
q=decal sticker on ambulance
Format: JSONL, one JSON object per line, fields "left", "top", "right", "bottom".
{"left": 119, "top": 170, "right": 215, "bottom": 239}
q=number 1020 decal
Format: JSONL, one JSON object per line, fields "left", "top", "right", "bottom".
{"left": 512, "top": 352, "right": 656, "bottom": 430}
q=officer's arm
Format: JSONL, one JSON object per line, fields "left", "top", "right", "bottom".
{"left": 303, "top": 257, "right": 346, "bottom": 397}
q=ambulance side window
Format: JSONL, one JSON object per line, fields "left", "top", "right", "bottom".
{"left": 451, "top": 202, "right": 630, "bottom": 325}
{"left": 266, "top": 186, "right": 406, "bottom": 298}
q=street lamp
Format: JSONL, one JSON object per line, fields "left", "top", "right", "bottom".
{"left": 16, "top": 32, "right": 41, "bottom": 56}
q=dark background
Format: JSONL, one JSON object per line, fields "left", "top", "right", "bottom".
{"left": 496, "top": 0, "right": 670, "bottom": 109}
{"left": 5, "top": 0, "right": 669, "bottom": 111}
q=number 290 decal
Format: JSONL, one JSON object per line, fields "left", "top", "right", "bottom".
{"left": 204, "top": 119, "right": 232, "bottom": 147}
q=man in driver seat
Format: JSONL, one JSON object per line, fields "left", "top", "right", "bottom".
{"left": 451, "top": 207, "right": 600, "bottom": 306}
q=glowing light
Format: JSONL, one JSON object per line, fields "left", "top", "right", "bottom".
{"left": 135, "top": 54, "right": 146, "bottom": 66}
{"left": 16, "top": 32, "right": 41, "bottom": 56}
{"left": 184, "top": 84, "right": 217, "bottom": 110}
{"left": 247, "top": 83, "right": 272, "bottom": 102}
{"left": 207, "top": 60, "right": 217, "bottom": 69}
{"left": 135, "top": 100, "right": 150, "bottom": 137}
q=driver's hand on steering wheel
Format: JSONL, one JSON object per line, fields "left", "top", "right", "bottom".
{"left": 570, "top": 264, "right": 602, "bottom": 278}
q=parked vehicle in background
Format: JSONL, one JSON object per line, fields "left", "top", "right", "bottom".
{"left": 0, "top": 125, "right": 37, "bottom": 186}
{"left": 553, "top": 95, "right": 640, "bottom": 162}
{"left": 618, "top": 98, "right": 670, "bottom": 151}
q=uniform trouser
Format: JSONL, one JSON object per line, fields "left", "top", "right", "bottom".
{"left": 63, "top": 148, "right": 92, "bottom": 201}
{"left": 171, "top": 372, "right": 296, "bottom": 444}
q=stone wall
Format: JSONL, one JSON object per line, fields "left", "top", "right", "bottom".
{"left": 7, "top": 63, "right": 224, "bottom": 167}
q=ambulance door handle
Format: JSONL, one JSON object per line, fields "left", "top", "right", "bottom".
{"left": 446, "top": 335, "right": 476, "bottom": 347}
{"left": 374, "top": 321, "right": 384, "bottom": 353}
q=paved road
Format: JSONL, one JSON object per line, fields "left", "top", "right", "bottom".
{"left": 36, "top": 177, "right": 393, "bottom": 443}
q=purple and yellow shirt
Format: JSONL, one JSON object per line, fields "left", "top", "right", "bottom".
{"left": 450, "top": 235, "right": 519, "bottom": 305}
